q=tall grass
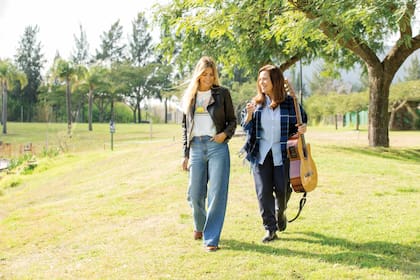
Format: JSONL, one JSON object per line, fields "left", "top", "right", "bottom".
{"left": 0, "top": 122, "right": 419, "bottom": 279}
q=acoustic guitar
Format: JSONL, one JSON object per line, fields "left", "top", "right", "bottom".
{"left": 285, "top": 79, "right": 318, "bottom": 192}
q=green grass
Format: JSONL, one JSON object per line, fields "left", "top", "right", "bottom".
{"left": 0, "top": 122, "right": 419, "bottom": 279}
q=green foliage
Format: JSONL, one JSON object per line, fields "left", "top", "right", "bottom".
{"left": 153, "top": 0, "right": 410, "bottom": 77}
{"left": 305, "top": 94, "right": 325, "bottom": 124}
{"left": 95, "top": 20, "right": 126, "bottom": 63}
{"left": 52, "top": 59, "right": 87, "bottom": 83}
{"left": 153, "top": 0, "right": 419, "bottom": 147}
{"left": 71, "top": 25, "right": 90, "bottom": 66}
{"left": 389, "top": 80, "right": 420, "bottom": 102}
{"left": 305, "top": 79, "right": 418, "bottom": 125}
{"left": 113, "top": 102, "right": 133, "bottom": 123}
{"left": 14, "top": 25, "right": 45, "bottom": 122}
{"left": 0, "top": 59, "right": 28, "bottom": 90}
{"left": 41, "top": 147, "right": 60, "bottom": 158}
{"left": 129, "top": 12, "right": 153, "bottom": 67}
{"left": 0, "top": 59, "right": 28, "bottom": 133}
{"left": 231, "top": 81, "right": 257, "bottom": 119}
{"left": 153, "top": 0, "right": 315, "bottom": 79}
{"left": 404, "top": 56, "right": 420, "bottom": 81}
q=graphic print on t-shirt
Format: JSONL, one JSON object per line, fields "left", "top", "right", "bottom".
{"left": 195, "top": 94, "right": 209, "bottom": 114}
{"left": 192, "top": 90, "right": 216, "bottom": 137}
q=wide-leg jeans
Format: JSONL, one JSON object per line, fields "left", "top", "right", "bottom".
{"left": 187, "top": 135, "right": 230, "bottom": 247}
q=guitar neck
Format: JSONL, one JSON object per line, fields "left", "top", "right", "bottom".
{"left": 286, "top": 80, "right": 307, "bottom": 157}
{"left": 292, "top": 93, "right": 303, "bottom": 125}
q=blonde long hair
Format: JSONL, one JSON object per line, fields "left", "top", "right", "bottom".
{"left": 181, "top": 56, "right": 220, "bottom": 114}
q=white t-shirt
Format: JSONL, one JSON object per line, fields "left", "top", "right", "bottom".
{"left": 192, "top": 90, "right": 216, "bottom": 137}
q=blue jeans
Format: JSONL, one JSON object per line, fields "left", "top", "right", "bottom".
{"left": 187, "top": 136, "right": 230, "bottom": 247}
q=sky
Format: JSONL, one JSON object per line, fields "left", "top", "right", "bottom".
{"left": 1, "top": 0, "right": 419, "bottom": 83}
{"left": 0, "top": 0, "right": 165, "bottom": 67}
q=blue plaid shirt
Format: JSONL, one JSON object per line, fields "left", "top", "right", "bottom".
{"left": 241, "top": 95, "right": 307, "bottom": 166}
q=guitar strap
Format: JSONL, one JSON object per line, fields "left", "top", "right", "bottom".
{"left": 288, "top": 192, "right": 307, "bottom": 223}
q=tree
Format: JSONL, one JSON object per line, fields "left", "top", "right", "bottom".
{"left": 309, "top": 64, "right": 339, "bottom": 95}
{"left": 155, "top": 0, "right": 420, "bottom": 147}
{"left": 388, "top": 80, "right": 420, "bottom": 129}
{"left": 95, "top": 20, "right": 126, "bottom": 63}
{"left": 118, "top": 62, "right": 159, "bottom": 123}
{"left": 288, "top": 0, "right": 420, "bottom": 147}
{"left": 14, "top": 25, "right": 45, "bottom": 122}
{"left": 153, "top": 0, "right": 312, "bottom": 79}
{"left": 0, "top": 59, "right": 27, "bottom": 134}
{"left": 126, "top": 12, "right": 157, "bottom": 122}
{"left": 71, "top": 24, "right": 90, "bottom": 66}
{"left": 129, "top": 12, "right": 153, "bottom": 67}
{"left": 404, "top": 55, "right": 420, "bottom": 81}
{"left": 346, "top": 92, "right": 369, "bottom": 130}
{"left": 52, "top": 58, "right": 86, "bottom": 136}
{"left": 82, "top": 65, "right": 108, "bottom": 130}
{"left": 148, "top": 62, "right": 174, "bottom": 123}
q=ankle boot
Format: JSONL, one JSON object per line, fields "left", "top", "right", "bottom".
{"left": 262, "top": 230, "right": 278, "bottom": 243}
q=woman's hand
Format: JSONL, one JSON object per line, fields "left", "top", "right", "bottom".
{"left": 213, "top": 132, "right": 227, "bottom": 143}
{"left": 245, "top": 102, "right": 256, "bottom": 123}
{"left": 296, "top": 123, "right": 307, "bottom": 134}
{"left": 182, "top": 157, "right": 189, "bottom": 171}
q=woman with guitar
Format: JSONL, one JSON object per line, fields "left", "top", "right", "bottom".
{"left": 241, "top": 64, "right": 308, "bottom": 243}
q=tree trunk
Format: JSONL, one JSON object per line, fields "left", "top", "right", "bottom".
{"left": 66, "top": 78, "right": 72, "bottom": 137}
{"left": 164, "top": 97, "right": 168, "bottom": 124}
{"left": 110, "top": 98, "right": 114, "bottom": 122}
{"left": 88, "top": 88, "right": 93, "bottom": 131}
{"left": 367, "top": 66, "right": 391, "bottom": 147}
{"left": 356, "top": 111, "right": 360, "bottom": 131}
{"left": 334, "top": 114, "right": 338, "bottom": 130}
{"left": 388, "top": 100, "right": 407, "bottom": 130}
{"left": 133, "top": 107, "right": 137, "bottom": 123}
{"left": 405, "top": 103, "right": 419, "bottom": 129}
{"left": 137, "top": 101, "right": 141, "bottom": 123}
{"left": 2, "top": 81, "right": 7, "bottom": 134}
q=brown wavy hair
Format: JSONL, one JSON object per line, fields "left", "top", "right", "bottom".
{"left": 253, "top": 64, "right": 286, "bottom": 109}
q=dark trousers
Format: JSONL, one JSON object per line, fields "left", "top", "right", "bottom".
{"left": 252, "top": 150, "right": 292, "bottom": 231}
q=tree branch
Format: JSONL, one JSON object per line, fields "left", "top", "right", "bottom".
{"left": 279, "top": 55, "right": 301, "bottom": 72}
{"left": 288, "top": 0, "right": 381, "bottom": 67}
{"left": 384, "top": 0, "right": 420, "bottom": 77}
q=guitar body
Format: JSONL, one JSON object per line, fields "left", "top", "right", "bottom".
{"left": 287, "top": 135, "right": 318, "bottom": 192}
{"left": 284, "top": 78, "right": 318, "bottom": 193}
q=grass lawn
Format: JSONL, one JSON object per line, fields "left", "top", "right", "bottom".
{"left": 0, "top": 122, "right": 419, "bottom": 279}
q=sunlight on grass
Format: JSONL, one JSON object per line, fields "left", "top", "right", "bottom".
{"left": 396, "top": 187, "right": 418, "bottom": 193}
{"left": 0, "top": 122, "right": 419, "bottom": 279}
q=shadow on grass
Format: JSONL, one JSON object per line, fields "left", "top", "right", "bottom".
{"left": 331, "top": 145, "right": 420, "bottom": 163}
{"left": 223, "top": 231, "right": 419, "bottom": 277}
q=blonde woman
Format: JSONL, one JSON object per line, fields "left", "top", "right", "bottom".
{"left": 181, "top": 56, "right": 236, "bottom": 252}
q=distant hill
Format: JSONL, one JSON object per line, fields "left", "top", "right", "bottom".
{"left": 290, "top": 48, "right": 420, "bottom": 94}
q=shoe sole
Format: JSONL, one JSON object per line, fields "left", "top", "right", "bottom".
{"left": 206, "top": 246, "right": 219, "bottom": 252}
{"left": 262, "top": 234, "right": 278, "bottom": 243}
{"left": 277, "top": 213, "right": 287, "bottom": 232}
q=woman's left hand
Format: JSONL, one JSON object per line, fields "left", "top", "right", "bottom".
{"left": 296, "top": 123, "right": 307, "bottom": 134}
{"left": 212, "top": 132, "right": 227, "bottom": 143}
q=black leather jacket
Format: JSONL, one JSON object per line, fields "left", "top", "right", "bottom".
{"left": 182, "top": 85, "right": 237, "bottom": 158}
